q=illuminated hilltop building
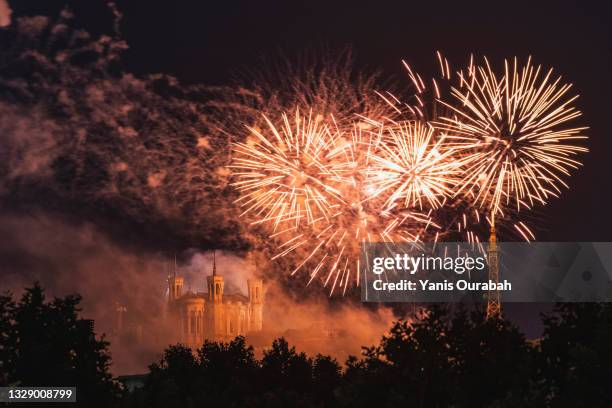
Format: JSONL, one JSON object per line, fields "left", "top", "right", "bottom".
{"left": 166, "top": 253, "right": 263, "bottom": 347}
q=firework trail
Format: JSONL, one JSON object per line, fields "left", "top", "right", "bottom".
{"left": 377, "top": 51, "right": 454, "bottom": 122}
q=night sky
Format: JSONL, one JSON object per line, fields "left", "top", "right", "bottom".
{"left": 11, "top": 0, "right": 612, "bottom": 241}
{"left": 128, "top": 0, "right": 612, "bottom": 242}
{"left": 3, "top": 0, "right": 611, "bottom": 339}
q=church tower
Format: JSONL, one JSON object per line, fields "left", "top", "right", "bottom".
{"left": 247, "top": 278, "right": 263, "bottom": 331}
{"left": 167, "top": 256, "right": 184, "bottom": 303}
{"left": 206, "top": 251, "right": 225, "bottom": 339}
{"left": 166, "top": 261, "right": 185, "bottom": 337}
{"left": 168, "top": 274, "right": 184, "bottom": 302}
{"left": 206, "top": 251, "right": 224, "bottom": 303}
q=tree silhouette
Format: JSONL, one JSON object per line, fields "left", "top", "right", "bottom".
{"left": 446, "top": 307, "right": 532, "bottom": 407}
{"left": 338, "top": 305, "right": 533, "bottom": 407}
{"left": 344, "top": 307, "right": 454, "bottom": 407}
{"left": 125, "top": 303, "right": 612, "bottom": 407}
{"left": 311, "top": 354, "right": 342, "bottom": 405}
{"left": 197, "top": 336, "right": 259, "bottom": 403}
{"left": 139, "top": 344, "right": 202, "bottom": 408}
{"left": 0, "top": 283, "right": 120, "bottom": 407}
{"left": 4, "top": 284, "right": 611, "bottom": 407}
{"left": 0, "top": 293, "right": 17, "bottom": 386}
{"left": 536, "top": 303, "right": 612, "bottom": 408}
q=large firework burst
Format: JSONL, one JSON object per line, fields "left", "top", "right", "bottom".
{"left": 298, "top": 123, "right": 438, "bottom": 294}
{"left": 231, "top": 110, "right": 439, "bottom": 294}
{"left": 436, "top": 56, "right": 588, "bottom": 220}
{"left": 230, "top": 109, "right": 345, "bottom": 230}
{"left": 228, "top": 54, "right": 589, "bottom": 295}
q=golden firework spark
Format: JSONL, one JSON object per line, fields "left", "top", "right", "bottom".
{"left": 296, "top": 123, "right": 438, "bottom": 295}
{"left": 230, "top": 109, "right": 345, "bottom": 230}
{"left": 232, "top": 111, "right": 438, "bottom": 295}
{"left": 374, "top": 54, "right": 491, "bottom": 243}
{"left": 436, "top": 56, "right": 588, "bottom": 221}
{"left": 228, "top": 54, "right": 589, "bottom": 295}
{"left": 368, "top": 120, "right": 465, "bottom": 212}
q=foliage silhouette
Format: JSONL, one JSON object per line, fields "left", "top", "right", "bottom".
{"left": 2, "top": 284, "right": 611, "bottom": 407}
{"left": 121, "top": 303, "right": 612, "bottom": 408}
{"left": 0, "top": 283, "right": 121, "bottom": 407}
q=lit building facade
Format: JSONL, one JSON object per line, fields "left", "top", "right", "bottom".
{"left": 166, "top": 256, "right": 263, "bottom": 347}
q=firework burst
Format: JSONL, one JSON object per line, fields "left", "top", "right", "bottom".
{"left": 299, "top": 123, "right": 438, "bottom": 294}
{"left": 374, "top": 54, "right": 490, "bottom": 243}
{"left": 230, "top": 109, "right": 345, "bottom": 230}
{"left": 228, "top": 53, "right": 589, "bottom": 295}
{"left": 367, "top": 120, "right": 465, "bottom": 212}
{"left": 231, "top": 110, "right": 438, "bottom": 294}
{"left": 436, "top": 56, "right": 588, "bottom": 220}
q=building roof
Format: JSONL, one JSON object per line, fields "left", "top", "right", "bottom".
{"left": 180, "top": 291, "right": 205, "bottom": 300}
{"left": 175, "top": 290, "right": 249, "bottom": 305}
{"left": 172, "top": 257, "right": 251, "bottom": 305}
{"left": 224, "top": 293, "right": 249, "bottom": 303}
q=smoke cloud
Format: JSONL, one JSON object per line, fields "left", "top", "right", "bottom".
{"left": 0, "top": 212, "right": 395, "bottom": 374}
{"left": 0, "top": 11, "right": 401, "bottom": 375}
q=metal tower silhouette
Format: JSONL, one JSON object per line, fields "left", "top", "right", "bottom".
{"left": 486, "top": 224, "right": 501, "bottom": 318}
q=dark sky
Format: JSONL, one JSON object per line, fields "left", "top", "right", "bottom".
{"left": 12, "top": 0, "right": 612, "bottom": 242}
{"left": 6, "top": 0, "right": 611, "bottom": 337}
{"left": 119, "top": 0, "right": 612, "bottom": 242}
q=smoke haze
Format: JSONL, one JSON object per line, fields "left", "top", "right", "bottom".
{"left": 0, "top": 212, "right": 395, "bottom": 374}
{"left": 0, "top": 9, "right": 403, "bottom": 375}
